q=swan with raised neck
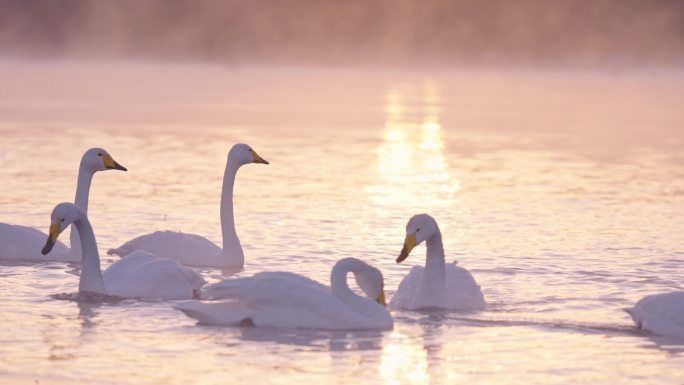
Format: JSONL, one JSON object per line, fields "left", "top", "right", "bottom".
{"left": 219, "top": 144, "right": 269, "bottom": 264}
{"left": 0, "top": 148, "right": 125, "bottom": 262}
{"left": 394, "top": 213, "right": 485, "bottom": 310}
{"left": 42, "top": 202, "right": 205, "bottom": 300}
{"left": 107, "top": 143, "right": 268, "bottom": 268}
{"left": 44, "top": 203, "right": 106, "bottom": 293}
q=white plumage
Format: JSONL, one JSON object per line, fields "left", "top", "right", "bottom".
{"left": 42, "top": 202, "right": 205, "bottom": 300}
{"left": 390, "top": 213, "right": 485, "bottom": 311}
{"left": 108, "top": 143, "right": 268, "bottom": 268}
{"left": 0, "top": 148, "right": 126, "bottom": 262}
{"left": 176, "top": 258, "right": 393, "bottom": 330}
{"left": 625, "top": 291, "right": 684, "bottom": 338}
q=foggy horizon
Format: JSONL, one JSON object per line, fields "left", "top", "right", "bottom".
{"left": 2, "top": 0, "right": 684, "bottom": 67}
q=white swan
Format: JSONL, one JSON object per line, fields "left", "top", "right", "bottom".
{"left": 175, "top": 257, "right": 393, "bottom": 330}
{"left": 41, "top": 202, "right": 205, "bottom": 300}
{"left": 390, "top": 214, "right": 485, "bottom": 311}
{"left": 625, "top": 292, "right": 684, "bottom": 338}
{"left": 107, "top": 143, "right": 268, "bottom": 267}
{"left": 0, "top": 148, "right": 127, "bottom": 262}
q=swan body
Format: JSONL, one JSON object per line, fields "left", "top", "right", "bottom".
{"left": 108, "top": 144, "right": 268, "bottom": 267}
{"left": 0, "top": 148, "right": 126, "bottom": 262}
{"left": 176, "top": 258, "right": 393, "bottom": 330}
{"left": 625, "top": 292, "right": 684, "bottom": 338}
{"left": 42, "top": 202, "right": 205, "bottom": 300}
{"left": 0, "top": 223, "right": 70, "bottom": 261}
{"left": 107, "top": 231, "right": 221, "bottom": 266}
{"left": 390, "top": 213, "right": 485, "bottom": 311}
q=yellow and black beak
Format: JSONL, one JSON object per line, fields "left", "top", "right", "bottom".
{"left": 396, "top": 233, "right": 417, "bottom": 263}
{"left": 377, "top": 288, "right": 386, "bottom": 306}
{"left": 250, "top": 149, "right": 269, "bottom": 165}
{"left": 41, "top": 222, "right": 61, "bottom": 255}
{"left": 102, "top": 154, "right": 128, "bottom": 171}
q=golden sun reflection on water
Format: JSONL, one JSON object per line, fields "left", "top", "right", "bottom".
{"left": 380, "top": 332, "right": 429, "bottom": 385}
{"left": 366, "top": 83, "right": 460, "bottom": 215}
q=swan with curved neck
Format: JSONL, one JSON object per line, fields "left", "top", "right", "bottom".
{"left": 0, "top": 148, "right": 126, "bottom": 262}
{"left": 176, "top": 257, "right": 393, "bottom": 330}
{"left": 391, "top": 213, "right": 485, "bottom": 311}
{"left": 42, "top": 202, "right": 205, "bottom": 300}
{"left": 107, "top": 143, "right": 268, "bottom": 268}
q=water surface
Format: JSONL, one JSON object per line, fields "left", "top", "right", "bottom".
{"left": 1, "top": 63, "right": 683, "bottom": 384}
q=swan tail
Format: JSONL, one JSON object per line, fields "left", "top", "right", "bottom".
{"left": 107, "top": 245, "right": 133, "bottom": 257}
{"left": 623, "top": 307, "right": 642, "bottom": 329}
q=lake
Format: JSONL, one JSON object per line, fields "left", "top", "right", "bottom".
{"left": 0, "top": 62, "right": 683, "bottom": 384}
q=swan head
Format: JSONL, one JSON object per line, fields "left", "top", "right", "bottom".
{"left": 397, "top": 213, "right": 439, "bottom": 263}
{"left": 352, "top": 261, "right": 386, "bottom": 306}
{"left": 228, "top": 143, "right": 269, "bottom": 166}
{"left": 41, "top": 202, "right": 82, "bottom": 255}
{"left": 82, "top": 148, "right": 127, "bottom": 173}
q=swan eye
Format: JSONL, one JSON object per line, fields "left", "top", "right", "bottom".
{"left": 97, "top": 153, "right": 102, "bottom": 156}
{"left": 416, "top": 228, "right": 420, "bottom": 232}
{"left": 60, "top": 218, "right": 65, "bottom": 222}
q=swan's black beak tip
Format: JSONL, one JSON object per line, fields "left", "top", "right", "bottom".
{"left": 41, "top": 235, "right": 55, "bottom": 255}
{"left": 396, "top": 248, "right": 409, "bottom": 263}
{"left": 113, "top": 161, "right": 127, "bottom": 171}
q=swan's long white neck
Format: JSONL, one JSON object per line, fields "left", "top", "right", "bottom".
{"left": 330, "top": 258, "right": 366, "bottom": 304}
{"left": 424, "top": 228, "right": 446, "bottom": 276}
{"left": 330, "top": 258, "right": 389, "bottom": 326}
{"left": 74, "top": 165, "right": 95, "bottom": 212}
{"left": 69, "top": 165, "right": 96, "bottom": 257}
{"left": 220, "top": 159, "right": 244, "bottom": 265}
{"left": 72, "top": 212, "right": 106, "bottom": 294}
{"left": 416, "top": 226, "right": 447, "bottom": 307}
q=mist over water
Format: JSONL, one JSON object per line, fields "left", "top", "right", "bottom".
{"left": 1, "top": 0, "right": 684, "bottom": 66}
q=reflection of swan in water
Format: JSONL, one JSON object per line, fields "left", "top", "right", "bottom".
{"left": 108, "top": 144, "right": 269, "bottom": 268}
{"left": 625, "top": 291, "right": 684, "bottom": 338}
{"left": 42, "top": 202, "right": 205, "bottom": 300}
{"left": 76, "top": 301, "right": 107, "bottom": 331}
{"left": 0, "top": 148, "right": 127, "bottom": 262}
{"left": 235, "top": 327, "right": 385, "bottom": 351}
{"left": 41, "top": 300, "right": 103, "bottom": 361}
{"left": 176, "top": 258, "right": 392, "bottom": 330}
{"left": 391, "top": 214, "right": 485, "bottom": 311}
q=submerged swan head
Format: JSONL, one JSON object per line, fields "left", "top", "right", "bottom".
{"left": 42, "top": 202, "right": 82, "bottom": 255}
{"left": 397, "top": 213, "right": 439, "bottom": 263}
{"left": 228, "top": 143, "right": 269, "bottom": 166}
{"left": 354, "top": 263, "right": 386, "bottom": 305}
{"left": 81, "top": 148, "right": 127, "bottom": 173}
{"left": 332, "top": 257, "right": 386, "bottom": 305}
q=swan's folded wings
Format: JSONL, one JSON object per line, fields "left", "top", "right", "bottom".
{"left": 201, "top": 271, "right": 326, "bottom": 299}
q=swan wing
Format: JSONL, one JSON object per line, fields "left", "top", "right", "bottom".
{"left": 0, "top": 223, "right": 73, "bottom": 261}
{"left": 184, "top": 272, "right": 389, "bottom": 329}
{"left": 389, "top": 265, "right": 424, "bottom": 309}
{"left": 628, "top": 291, "right": 684, "bottom": 337}
{"left": 445, "top": 262, "right": 486, "bottom": 310}
{"left": 103, "top": 251, "right": 206, "bottom": 300}
{"left": 202, "top": 271, "right": 324, "bottom": 299}
{"left": 108, "top": 231, "right": 221, "bottom": 266}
